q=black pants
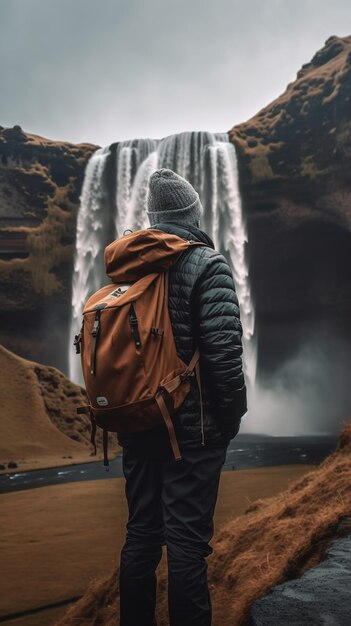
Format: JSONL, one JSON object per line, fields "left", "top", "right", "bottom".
{"left": 119, "top": 432, "right": 228, "bottom": 626}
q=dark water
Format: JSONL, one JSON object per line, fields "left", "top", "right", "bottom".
{"left": 222, "top": 434, "right": 339, "bottom": 471}
{"left": 0, "top": 434, "right": 338, "bottom": 494}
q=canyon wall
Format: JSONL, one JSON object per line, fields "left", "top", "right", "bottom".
{"left": 229, "top": 35, "right": 351, "bottom": 374}
{"left": 0, "top": 126, "right": 96, "bottom": 371}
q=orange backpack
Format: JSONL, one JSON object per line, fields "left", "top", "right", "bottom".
{"left": 74, "top": 228, "right": 207, "bottom": 468}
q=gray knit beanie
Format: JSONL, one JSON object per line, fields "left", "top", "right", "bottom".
{"left": 147, "top": 168, "right": 203, "bottom": 227}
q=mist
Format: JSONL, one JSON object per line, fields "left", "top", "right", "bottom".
{"left": 243, "top": 332, "right": 351, "bottom": 436}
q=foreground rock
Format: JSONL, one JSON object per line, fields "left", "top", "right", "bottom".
{"left": 0, "top": 345, "right": 120, "bottom": 473}
{"left": 251, "top": 533, "right": 351, "bottom": 625}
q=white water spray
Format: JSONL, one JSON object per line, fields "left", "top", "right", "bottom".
{"left": 69, "top": 146, "right": 110, "bottom": 385}
{"left": 69, "top": 132, "right": 256, "bottom": 389}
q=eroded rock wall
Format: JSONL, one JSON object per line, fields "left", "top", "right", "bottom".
{"left": 0, "top": 126, "right": 97, "bottom": 371}
{"left": 229, "top": 35, "right": 351, "bottom": 374}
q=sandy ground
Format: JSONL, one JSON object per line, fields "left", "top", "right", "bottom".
{"left": 0, "top": 464, "right": 314, "bottom": 625}
{"left": 0, "top": 345, "right": 120, "bottom": 474}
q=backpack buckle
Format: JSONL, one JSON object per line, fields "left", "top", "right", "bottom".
{"left": 74, "top": 333, "right": 81, "bottom": 354}
{"left": 151, "top": 327, "right": 164, "bottom": 338}
{"left": 180, "top": 370, "right": 195, "bottom": 382}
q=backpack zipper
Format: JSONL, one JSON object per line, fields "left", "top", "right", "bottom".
{"left": 195, "top": 361, "right": 205, "bottom": 447}
{"left": 129, "top": 302, "right": 142, "bottom": 348}
{"left": 90, "top": 310, "right": 101, "bottom": 375}
{"left": 74, "top": 321, "right": 84, "bottom": 354}
{"left": 90, "top": 304, "right": 107, "bottom": 375}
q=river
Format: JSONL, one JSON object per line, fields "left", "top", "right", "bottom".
{"left": 0, "top": 434, "right": 338, "bottom": 494}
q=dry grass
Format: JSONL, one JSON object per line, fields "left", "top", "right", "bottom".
{"left": 54, "top": 422, "right": 351, "bottom": 626}
{"left": 207, "top": 437, "right": 351, "bottom": 624}
{"left": 230, "top": 35, "right": 351, "bottom": 185}
{"left": 0, "top": 345, "right": 120, "bottom": 472}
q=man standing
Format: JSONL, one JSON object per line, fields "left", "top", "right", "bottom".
{"left": 118, "top": 168, "right": 247, "bottom": 626}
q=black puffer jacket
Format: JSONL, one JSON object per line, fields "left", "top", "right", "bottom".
{"left": 117, "top": 222, "right": 247, "bottom": 449}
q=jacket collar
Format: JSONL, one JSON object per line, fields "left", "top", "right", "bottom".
{"left": 148, "top": 222, "right": 215, "bottom": 249}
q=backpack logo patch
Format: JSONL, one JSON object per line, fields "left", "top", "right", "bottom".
{"left": 96, "top": 396, "right": 109, "bottom": 407}
{"left": 109, "top": 285, "right": 131, "bottom": 298}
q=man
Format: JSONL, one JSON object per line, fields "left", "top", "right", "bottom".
{"left": 118, "top": 168, "right": 247, "bottom": 626}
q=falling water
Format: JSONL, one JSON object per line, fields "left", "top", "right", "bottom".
{"left": 69, "top": 132, "right": 256, "bottom": 387}
{"left": 69, "top": 146, "right": 111, "bottom": 384}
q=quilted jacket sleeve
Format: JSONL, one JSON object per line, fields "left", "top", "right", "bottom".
{"left": 192, "top": 250, "right": 248, "bottom": 439}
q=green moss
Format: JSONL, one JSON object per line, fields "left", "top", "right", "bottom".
{"left": 299, "top": 155, "right": 335, "bottom": 181}
{"left": 299, "top": 155, "right": 320, "bottom": 180}
{"left": 24, "top": 182, "right": 78, "bottom": 296}
{"left": 250, "top": 154, "right": 274, "bottom": 183}
{"left": 335, "top": 120, "right": 351, "bottom": 154}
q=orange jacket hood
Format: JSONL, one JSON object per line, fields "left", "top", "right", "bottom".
{"left": 104, "top": 228, "right": 197, "bottom": 283}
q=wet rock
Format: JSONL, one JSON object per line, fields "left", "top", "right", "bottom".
{"left": 251, "top": 535, "right": 351, "bottom": 625}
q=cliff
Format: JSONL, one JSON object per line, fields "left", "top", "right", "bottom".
{"left": 0, "top": 126, "right": 97, "bottom": 371}
{"left": 229, "top": 35, "right": 351, "bottom": 373}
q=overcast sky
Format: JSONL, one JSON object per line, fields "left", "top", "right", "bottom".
{"left": 0, "top": 0, "right": 350, "bottom": 146}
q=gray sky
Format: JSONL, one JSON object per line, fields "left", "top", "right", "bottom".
{"left": 1, "top": 0, "right": 350, "bottom": 146}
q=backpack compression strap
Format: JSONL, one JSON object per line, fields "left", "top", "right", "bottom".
{"left": 155, "top": 393, "right": 182, "bottom": 461}
{"left": 155, "top": 348, "right": 202, "bottom": 461}
{"left": 76, "top": 405, "right": 110, "bottom": 470}
{"left": 194, "top": 359, "right": 204, "bottom": 446}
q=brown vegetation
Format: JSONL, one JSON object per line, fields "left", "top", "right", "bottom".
{"left": 0, "top": 345, "right": 120, "bottom": 472}
{"left": 55, "top": 422, "right": 351, "bottom": 626}
{"left": 230, "top": 35, "right": 351, "bottom": 192}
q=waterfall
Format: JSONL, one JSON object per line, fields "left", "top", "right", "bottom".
{"left": 69, "top": 132, "right": 256, "bottom": 388}
{"left": 68, "top": 146, "right": 110, "bottom": 385}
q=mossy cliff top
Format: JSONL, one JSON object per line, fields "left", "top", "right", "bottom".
{"left": 230, "top": 35, "right": 351, "bottom": 213}
{"left": 227, "top": 36, "right": 351, "bottom": 378}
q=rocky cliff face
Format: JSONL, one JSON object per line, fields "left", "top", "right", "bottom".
{"left": 0, "top": 126, "right": 97, "bottom": 371}
{"left": 229, "top": 35, "right": 351, "bottom": 374}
